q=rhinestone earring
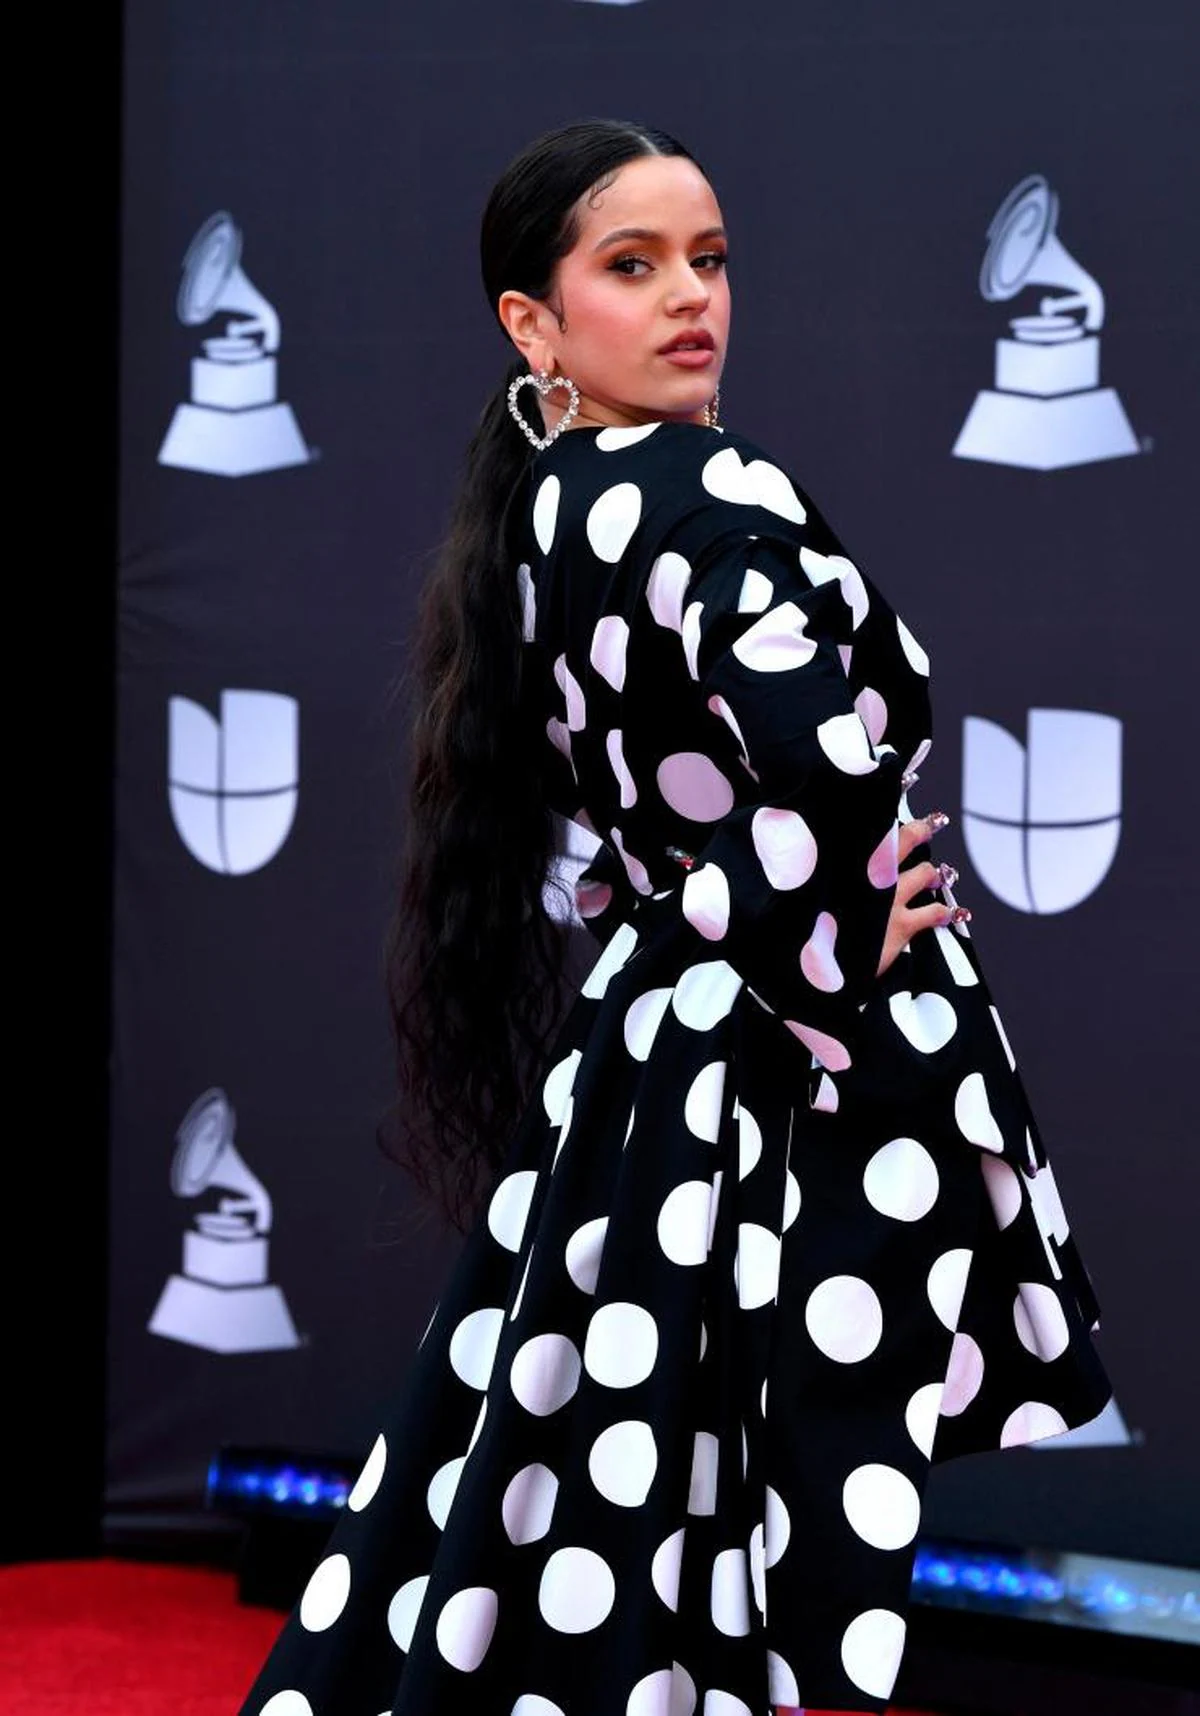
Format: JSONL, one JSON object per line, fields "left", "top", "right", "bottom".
{"left": 704, "top": 384, "right": 721, "bottom": 429}
{"left": 507, "top": 368, "right": 581, "bottom": 450}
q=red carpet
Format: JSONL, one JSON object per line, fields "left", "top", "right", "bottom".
{"left": 0, "top": 1557, "right": 944, "bottom": 1715}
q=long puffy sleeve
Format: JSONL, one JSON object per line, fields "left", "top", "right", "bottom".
{"left": 652, "top": 514, "right": 905, "bottom": 1081}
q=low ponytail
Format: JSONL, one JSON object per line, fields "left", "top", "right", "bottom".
{"left": 385, "top": 357, "right": 572, "bottom": 1229}
{"left": 384, "top": 120, "right": 699, "bottom": 1228}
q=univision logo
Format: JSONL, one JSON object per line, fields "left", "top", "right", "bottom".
{"left": 169, "top": 690, "right": 299, "bottom": 875}
{"left": 962, "top": 708, "right": 1121, "bottom": 913}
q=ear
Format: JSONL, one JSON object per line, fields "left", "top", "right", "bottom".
{"left": 497, "top": 289, "right": 559, "bottom": 374}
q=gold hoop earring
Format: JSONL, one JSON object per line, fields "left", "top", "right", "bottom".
{"left": 704, "top": 384, "right": 721, "bottom": 429}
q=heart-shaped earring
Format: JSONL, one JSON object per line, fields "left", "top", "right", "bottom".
{"left": 507, "top": 368, "right": 581, "bottom": 450}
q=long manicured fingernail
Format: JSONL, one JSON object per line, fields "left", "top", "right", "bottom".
{"left": 950, "top": 905, "right": 972, "bottom": 923}
{"left": 937, "top": 862, "right": 959, "bottom": 888}
{"left": 927, "top": 809, "right": 951, "bottom": 831}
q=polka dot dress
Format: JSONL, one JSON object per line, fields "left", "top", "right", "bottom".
{"left": 239, "top": 422, "right": 1114, "bottom": 1716}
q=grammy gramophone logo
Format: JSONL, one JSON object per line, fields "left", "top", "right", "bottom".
{"left": 157, "top": 212, "right": 310, "bottom": 478}
{"left": 148, "top": 1089, "right": 300, "bottom": 1354}
{"left": 953, "top": 174, "right": 1139, "bottom": 472}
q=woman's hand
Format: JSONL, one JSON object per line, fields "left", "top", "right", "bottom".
{"left": 875, "top": 811, "right": 969, "bottom": 978}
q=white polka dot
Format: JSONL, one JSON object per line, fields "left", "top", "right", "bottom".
{"left": 706, "top": 693, "right": 750, "bottom": 763}
{"left": 889, "top": 990, "right": 958, "bottom": 1055}
{"left": 817, "top": 712, "right": 878, "bottom": 774}
{"left": 584, "top": 1301, "right": 658, "bottom": 1388}
{"left": 764, "top": 1485, "right": 790, "bottom": 1567}
{"left": 751, "top": 807, "right": 817, "bottom": 889}
{"left": 259, "top": 1696, "right": 313, "bottom": 1716}
{"left": 736, "top": 1102, "right": 762, "bottom": 1179}
{"left": 299, "top": 1553, "right": 350, "bottom": 1632}
{"left": 651, "top": 1528, "right": 685, "bottom": 1610}
{"left": 748, "top": 1522, "right": 766, "bottom": 1614}
{"left": 767, "top": 1650, "right": 799, "bottom": 1705}
{"left": 488, "top": 1171, "right": 539, "bottom": 1253}
{"left": 842, "top": 1464, "right": 920, "bottom": 1550}
{"left": 626, "top": 1664, "right": 697, "bottom": 1716}
{"left": 798, "top": 546, "right": 869, "bottom": 628}
{"left": 646, "top": 551, "right": 691, "bottom": 631}
{"left": 624, "top": 985, "right": 673, "bottom": 1059}
{"left": 897, "top": 615, "right": 930, "bottom": 675}
{"left": 1014, "top": 1283, "right": 1070, "bottom": 1360}
{"left": 436, "top": 1586, "right": 497, "bottom": 1672}
{"left": 684, "top": 1060, "right": 726, "bottom": 1141}
{"left": 783, "top": 1018, "right": 852, "bottom": 1073}
{"left": 502, "top": 1462, "right": 558, "bottom": 1545}
{"left": 512, "top": 1699, "right": 565, "bottom": 1716}
{"left": 591, "top": 614, "right": 630, "bottom": 691}
{"left": 467, "top": 1397, "right": 487, "bottom": 1453}
{"left": 539, "top": 1546, "right": 616, "bottom": 1633}
{"left": 990, "top": 1003, "right": 1018, "bottom": 1069}
{"left": 589, "top": 1420, "right": 657, "bottom": 1506}
{"left": 606, "top": 729, "right": 637, "bottom": 808}
{"left": 347, "top": 1433, "right": 386, "bottom": 1512}
{"left": 546, "top": 715, "right": 571, "bottom": 760}
{"left": 1000, "top": 1401, "right": 1070, "bottom": 1448}
{"left": 812, "top": 1070, "right": 840, "bottom": 1113}
{"left": 510, "top": 1333, "right": 582, "bottom": 1416}
{"left": 782, "top": 1169, "right": 801, "bottom": 1229}
{"left": 449, "top": 1306, "right": 504, "bottom": 1390}
{"left": 935, "top": 923, "right": 979, "bottom": 985}
{"left": 927, "top": 1249, "right": 973, "bottom": 1330}
{"left": 658, "top": 1181, "right": 712, "bottom": 1267}
{"left": 731, "top": 601, "right": 817, "bottom": 673}
{"left": 701, "top": 447, "right": 805, "bottom": 522}
{"left": 940, "top": 1331, "right": 985, "bottom": 1415}
{"left": 552, "top": 1095, "right": 575, "bottom": 1167}
{"left": 863, "top": 1136, "right": 940, "bottom": 1222}
{"left": 711, "top": 1547, "right": 751, "bottom": 1636}
{"left": 587, "top": 482, "right": 642, "bottom": 563}
{"left": 553, "top": 654, "right": 586, "bottom": 732}
{"left": 868, "top": 823, "right": 900, "bottom": 888}
{"left": 545, "top": 1043, "right": 583, "bottom": 1125}
{"left": 533, "top": 475, "right": 560, "bottom": 554}
{"left": 955, "top": 1072, "right": 1005, "bottom": 1152}
{"left": 687, "top": 1429, "right": 719, "bottom": 1515}
{"left": 980, "top": 1155, "right": 1023, "bottom": 1229}
{"left": 841, "top": 1608, "right": 906, "bottom": 1700}
{"left": 905, "top": 1382, "right": 944, "bottom": 1458}
{"left": 657, "top": 751, "right": 735, "bottom": 821}
{"left": 565, "top": 1216, "right": 608, "bottom": 1294}
{"left": 702, "top": 1695, "right": 754, "bottom": 1716}
{"left": 736, "top": 1223, "right": 780, "bottom": 1310}
{"left": 427, "top": 1455, "right": 466, "bottom": 1529}
{"left": 387, "top": 1574, "right": 429, "bottom": 1651}
{"left": 581, "top": 921, "right": 638, "bottom": 1001}
{"left": 805, "top": 1274, "right": 883, "bottom": 1362}
{"left": 681, "top": 599, "right": 704, "bottom": 679}
{"left": 855, "top": 686, "right": 888, "bottom": 744}
{"left": 672, "top": 960, "right": 742, "bottom": 1031}
{"left": 509, "top": 1249, "right": 533, "bottom": 1321}
{"left": 597, "top": 422, "right": 659, "bottom": 449}
{"left": 682, "top": 862, "right": 730, "bottom": 941}
{"left": 737, "top": 568, "right": 773, "bottom": 612}
{"left": 517, "top": 562, "right": 536, "bottom": 641}
{"left": 800, "top": 910, "right": 844, "bottom": 991}
{"left": 612, "top": 825, "right": 653, "bottom": 895}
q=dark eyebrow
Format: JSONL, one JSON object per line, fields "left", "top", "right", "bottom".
{"left": 592, "top": 225, "right": 727, "bottom": 252}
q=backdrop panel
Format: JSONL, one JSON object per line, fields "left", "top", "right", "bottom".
{"left": 113, "top": 0, "right": 1198, "bottom": 1568}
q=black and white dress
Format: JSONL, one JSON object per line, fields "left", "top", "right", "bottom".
{"left": 238, "top": 420, "right": 1114, "bottom": 1716}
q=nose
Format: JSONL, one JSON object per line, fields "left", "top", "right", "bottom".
{"left": 665, "top": 258, "right": 711, "bottom": 313}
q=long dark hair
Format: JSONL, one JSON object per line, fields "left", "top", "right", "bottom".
{"left": 386, "top": 119, "right": 701, "bottom": 1230}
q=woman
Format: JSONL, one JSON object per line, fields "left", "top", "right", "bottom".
{"left": 238, "top": 120, "right": 1113, "bottom": 1716}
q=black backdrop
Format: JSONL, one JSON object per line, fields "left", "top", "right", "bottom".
{"left": 112, "top": 0, "right": 1198, "bottom": 1569}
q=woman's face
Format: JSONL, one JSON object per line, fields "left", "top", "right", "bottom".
{"left": 499, "top": 153, "right": 730, "bottom": 431}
